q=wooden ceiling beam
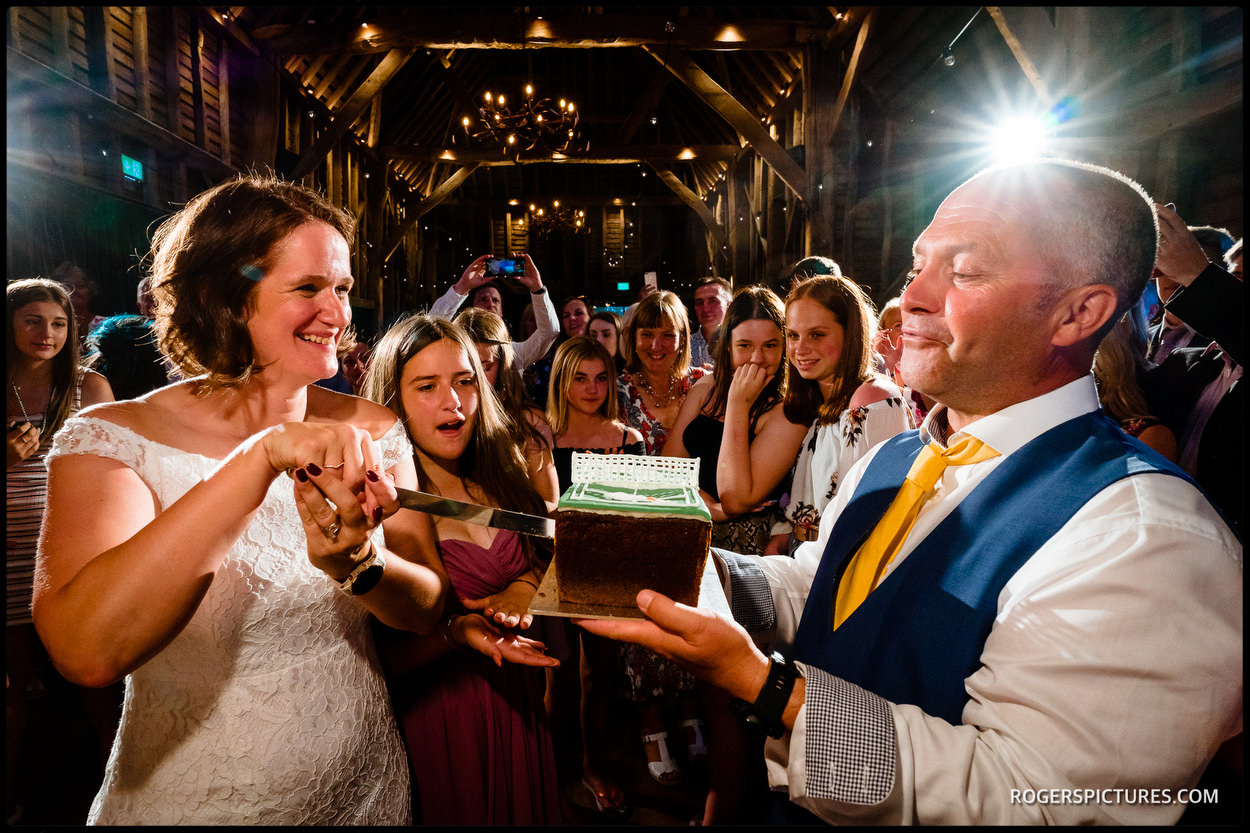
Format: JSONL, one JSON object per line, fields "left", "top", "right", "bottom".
{"left": 442, "top": 195, "right": 686, "bottom": 208}
{"left": 829, "top": 8, "right": 875, "bottom": 138}
{"left": 643, "top": 45, "right": 809, "bottom": 202}
{"left": 382, "top": 144, "right": 745, "bottom": 166}
{"left": 252, "top": 14, "right": 827, "bottom": 55}
{"left": 381, "top": 164, "right": 481, "bottom": 260}
{"left": 650, "top": 164, "right": 731, "bottom": 253}
{"left": 289, "top": 48, "right": 415, "bottom": 180}
{"left": 985, "top": 7, "right": 1055, "bottom": 108}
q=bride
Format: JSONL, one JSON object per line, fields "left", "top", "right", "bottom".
{"left": 33, "top": 174, "right": 448, "bottom": 825}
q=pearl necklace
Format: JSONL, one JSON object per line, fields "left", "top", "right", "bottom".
{"left": 635, "top": 371, "right": 679, "bottom": 408}
{"left": 11, "top": 382, "right": 50, "bottom": 432}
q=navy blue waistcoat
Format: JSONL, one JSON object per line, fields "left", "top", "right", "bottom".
{"left": 791, "top": 410, "right": 1193, "bottom": 724}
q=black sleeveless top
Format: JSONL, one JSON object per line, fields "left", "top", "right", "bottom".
{"left": 682, "top": 412, "right": 788, "bottom": 504}
{"left": 552, "top": 429, "right": 646, "bottom": 492}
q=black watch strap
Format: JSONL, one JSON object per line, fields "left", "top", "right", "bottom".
{"left": 728, "top": 651, "right": 798, "bottom": 738}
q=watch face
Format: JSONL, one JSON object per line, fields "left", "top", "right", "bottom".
{"left": 351, "top": 564, "right": 384, "bottom": 595}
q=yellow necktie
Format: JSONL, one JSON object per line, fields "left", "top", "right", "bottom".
{"left": 833, "top": 435, "right": 1000, "bottom": 629}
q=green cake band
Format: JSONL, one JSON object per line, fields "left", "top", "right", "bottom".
{"left": 557, "top": 481, "right": 712, "bottom": 521}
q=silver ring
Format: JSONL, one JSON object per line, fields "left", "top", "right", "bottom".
{"left": 319, "top": 519, "right": 342, "bottom": 541}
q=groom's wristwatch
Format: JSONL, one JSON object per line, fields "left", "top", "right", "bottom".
{"left": 728, "top": 651, "right": 798, "bottom": 738}
{"left": 338, "top": 543, "right": 386, "bottom": 596}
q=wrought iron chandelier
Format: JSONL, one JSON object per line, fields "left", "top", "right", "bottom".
{"left": 461, "top": 85, "right": 588, "bottom": 159}
{"left": 527, "top": 201, "right": 588, "bottom": 236}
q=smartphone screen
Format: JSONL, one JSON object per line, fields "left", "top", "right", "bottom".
{"left": 486, "top": 258, "right": 525, "bottom": 278}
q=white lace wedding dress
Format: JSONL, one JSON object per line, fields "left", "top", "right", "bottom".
{"left": 47, "top": 416, "right": 413, "bottom": 825}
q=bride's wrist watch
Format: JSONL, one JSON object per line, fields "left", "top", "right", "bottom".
{"left": 337, "top": 542, "right": 386, "bottom": 596}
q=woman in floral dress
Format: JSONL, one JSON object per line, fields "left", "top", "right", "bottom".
{"left": 768, "top": 276, "right": 915, "bottom": 555}
{"left": 613, "top": 290, "right": 707, "bottom": 788}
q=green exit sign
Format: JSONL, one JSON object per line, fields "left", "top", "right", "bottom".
{"left": 121, "top": 154, "right": 144, "bottom": 182}
{"left": 616, "top": 282, "right": 630, "bottom": 291}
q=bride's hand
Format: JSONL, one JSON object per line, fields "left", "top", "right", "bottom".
{"left": 259, "top": 422, "right": 375, "bottom": 482}
{"left": 269, "top": 423, "right": 397, "bottom": 579}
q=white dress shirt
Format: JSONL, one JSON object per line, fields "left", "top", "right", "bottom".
{"left": 733, "top": 376, "right": 1242, "bottom": 824}
{"left": 428, "top": 285, "right": 559, "bottom": 371}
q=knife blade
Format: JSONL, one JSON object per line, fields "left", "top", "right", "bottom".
{"left": 395, "top": 487, "right": 555, "bottom": 539}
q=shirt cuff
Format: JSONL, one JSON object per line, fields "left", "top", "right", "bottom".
{"left": 719, "top": 548, "right": 777, "bottom": 633}
{"left": 797, "top": 663, "right": 896, "bottom": 805}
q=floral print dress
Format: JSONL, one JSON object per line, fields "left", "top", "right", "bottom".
{"left": 616, "top": 367, "right": 707, "bottom": 456}
{"left": 613, "top": 366, "right": 707, "bottom": 700}
{"left": 784, "top": 392, "right": 915, "bottom": 540}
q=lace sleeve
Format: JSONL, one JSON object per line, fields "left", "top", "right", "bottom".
{"left": 46, "top": 415, "right": 154, "bottom": 475}
{"left": 376, "top": 419, "right": 414, "bottom": 470}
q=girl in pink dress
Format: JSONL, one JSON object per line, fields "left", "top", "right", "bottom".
{"left": 364, "top": 314, "right": 563, "bottom": 825}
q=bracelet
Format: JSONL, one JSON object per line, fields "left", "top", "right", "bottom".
{"left": 531, "top": 286, "right": 547, "bottom": 295}
{"left": 443, "top": 614, "right": 465, "bottom": 648}
{"left": 515, "top": 576, "right": 540, "bottom": 590}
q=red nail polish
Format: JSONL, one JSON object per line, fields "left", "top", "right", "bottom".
{"left": 306, "top": 463, "right": 322, "bottom": 477}
{"left": 366, "top": 469, "right": 380, "bottom": 483}
{"left": 373, "top": 507, "right": 383, "bottom": 524}
{"left": 295, "top": 468, "right": 308, "bottom": 482}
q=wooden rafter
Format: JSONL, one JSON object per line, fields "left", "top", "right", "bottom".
{"left": 829, "top": 8, "right": 875, "bottom": 138}
{"left": 382, "top": 144, "right": 743, "bottom": 166}
{"left": 644, "top": 45, "right": 808, "bottom": 202}
{"left": 252, "top": 14, "right": 828, "bottom": 55}
{"left": 650, "top": 163, "right": 730, "bottom": 257}
{"left": 986, "top": 7, "right": 1055, "bottom": 108}
{"left": 289, "top": 48, "right": 415, "bottom": 180}
{"left": 380, "top": 164, "right": 480, "bottom": 259}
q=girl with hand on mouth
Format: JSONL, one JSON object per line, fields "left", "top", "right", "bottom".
{"left": 32, "top": 175, "right": 448, "bottom": 825}
{"left": 665, "top": 285, "right": 807, "bottom": 554}
{"left": 362, "top": 314, "right": 563, "bottom": 826}
{"left": 771, "top": 275, "right": 914, "bottom": 555}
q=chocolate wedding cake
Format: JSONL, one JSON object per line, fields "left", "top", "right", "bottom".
{"left": 555, "top": 452, "right": 712, "bottom": 609}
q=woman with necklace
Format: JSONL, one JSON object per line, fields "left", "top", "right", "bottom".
{"left": 7, "top": 278, "right": 113, "bottom": 823}
{"left": 613, "top": 290, "right": 708, "bottom": 789}
{"left": 616, "top": 290, "right": 707, "bottom": 456}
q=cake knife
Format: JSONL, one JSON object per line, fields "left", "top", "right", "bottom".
{"left": 395, "top": 487, "right": 555, "bottom": 539}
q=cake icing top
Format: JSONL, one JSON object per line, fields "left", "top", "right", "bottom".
{"left": 558, "top": 452, "right": 712, "bottom": 520}
{"left": 558, "top": 481, "right": 712, "bottom": 520}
